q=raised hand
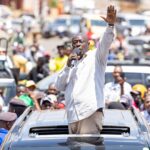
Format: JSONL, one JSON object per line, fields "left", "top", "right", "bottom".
{"left": 101, "top": 5, "right": 117, "bottom": 25}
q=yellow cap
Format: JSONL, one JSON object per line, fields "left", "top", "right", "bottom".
{"left": 132, "top": 84, "right": 147, "bottom": 99}
{"left": 26, "top": 80, "right": 36, "bottom": 88}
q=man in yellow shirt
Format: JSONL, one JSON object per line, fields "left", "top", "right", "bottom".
{"left": 50, "top": 45, "right": 68, "bottom": 72}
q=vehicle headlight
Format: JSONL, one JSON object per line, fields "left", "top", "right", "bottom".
{"left": 69, "top": 26, "right": 79, "bottom": 34}
{"left": 57, "top": 26, "right": 65, "bottom": 32}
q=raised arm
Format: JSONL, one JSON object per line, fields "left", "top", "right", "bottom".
{"left": 96, "top": 5, "right": 117, "bottom": 64}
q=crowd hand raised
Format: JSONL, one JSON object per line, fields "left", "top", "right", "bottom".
{"left": 101, "top": 5, "right": 117, "bottom": 25}
{"left": 67, "top": 53, "right": 78, "bottom": 67}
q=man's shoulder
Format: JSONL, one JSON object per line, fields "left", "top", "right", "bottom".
{"left": 141, "top": 110, "right": 149, "bottom": 117}
{"left": 124, "top": 82, "right": 132, "bottom": 88}
{"left": 104, "top": 82, "right": 114, "bottom": 87}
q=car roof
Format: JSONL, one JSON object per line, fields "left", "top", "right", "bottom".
{"left": 37, "top": 60, "right": 150, "bottom": 90}
{"left": 0, "top": 78, "right": 16, "bottom": 86}
{"left": 11, "top": 109, "right": 142, "bottom": 138}
{"left": 106, "top": 65, "right": 150, "bottom": 73}
{"left": 3, "top": 108, "right": 150, "bottom": 150}
{"left": 117, "top": 13, "right": 146, "bottom": 19}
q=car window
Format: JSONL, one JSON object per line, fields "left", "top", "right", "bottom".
{"left": 55, "top": 19, "right": 67, "bottom": 25}
{"left": 91, "top": 20, "right": 107, "bottom": 26}
{"left": 125, "top": 73, "right": 144, "bottom": 85}
{"left": 105, "top": 72, "right": 146, "bottom": 86}
{"left": 71, "top": 18, "right": 80, "bottom": 25}
{"left": 129, "top": 19, "right": 145, "bottom": 26}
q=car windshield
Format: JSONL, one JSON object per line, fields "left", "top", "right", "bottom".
{"left": 71, "top": 18, "right": 80, "bottom": 25}
{"left": 105, "top": 72, "right": 150, "bottom": 86}
{"left": 55, "top": 19, "right": 67, "bottom": 25}
{"left": 91, "top": 20, "right": 107, "bottom": 26}
{"left": 129, "top": 19, "right": 145, "bottom": 26}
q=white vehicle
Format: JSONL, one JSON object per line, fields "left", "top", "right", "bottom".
{"left": 37, "top": 60, "right": 150, "bottom": 91}
{"left": 116, "top": 13, "right": 150, "bottom": 36}
{"left": 106, "top": 60, "right": 150, "bottom": 86}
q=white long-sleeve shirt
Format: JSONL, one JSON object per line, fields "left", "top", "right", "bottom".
{"left": 104, "top": 81, "right": 132, "bottom": 103}
{"left": 56, "top": 26, "right": 114, "bottom": 123}
{"left": 141, "top": 110, "right": 150, "bottom": 125}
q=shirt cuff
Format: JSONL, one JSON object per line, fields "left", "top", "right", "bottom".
{"left": 106, "top": 26, "right": 114, "bottom": 33}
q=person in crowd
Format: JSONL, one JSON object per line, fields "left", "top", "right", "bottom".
{"left": 0, "top": 112, "right": 17, "bottom": 145}
{"left": 12, "top": 49, "right": 28, "bottom": 74}
{"left": 46, "top": 83, "right": 65, "bottom": 109}
{"left": 50, "top": 45, "right": 68, "bottom": 72}
{"left": 120, "top": 94, "right": 132, "bottom": 109}
{"left": 28, "top": 57, "right": 50, "bottom": 82}
{"left": 88, "top": 40, "right": 96, "bottom": 51}
{"left": 86, "top": 27, "right": 93, "bottom": 40}
{"left": 26, "top": 80, "right": 37, "bottom": 92}
{"left": 56, "top": 5, "right": 116, "bottom": 134}
{"left": 8, "top": 98, "right": 27, "bottom": 117}
{"left": 104, "top": 66, "right": 132, "bottom": 106}
{"left": 79, "top": 17, "right": 88, "bottom": 34}
{"left": 130, "top": 84, "right": 147, "bottom": 110}
{"left": 40, "top": 96, "right": 55, "bottom": 110}
{"left": 46, "top": 83, "right": 58, "bottom": 95}
{"left": 108, "top": 51, "right": 117, "bottom": 60}
{"left": 64, "top": 44, "right": 72, "bottom": 57}
{"left": 16, "top": 85, "right": 42, "bottom": 110}
{"left": 141, "top": 94, "right": 150, "bottom": 125}
{"left": 16, "top": 85, "right": 34, "bottom": 107}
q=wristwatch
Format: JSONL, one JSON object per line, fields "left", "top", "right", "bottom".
{"left": 108, "top": 23, "right": 114, "bottom": 27}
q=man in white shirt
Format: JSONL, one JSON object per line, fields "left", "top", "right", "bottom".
{"left": 56, "top": 5, "right": 116, "bottom": 134}
{"left": 104, "top": 65, "right": 132, "bottom": 106}
{"left": 141, "top": 94, "right": 150, "bottom": 125}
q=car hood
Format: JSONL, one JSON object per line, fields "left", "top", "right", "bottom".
{"left": 10, "top": 135, "right": 149, "bottom": 150}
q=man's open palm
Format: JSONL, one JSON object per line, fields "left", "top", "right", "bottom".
{"left": 101, "top": 5, "right": 117, "bottom": 24}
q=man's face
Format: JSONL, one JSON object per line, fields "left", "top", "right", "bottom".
{"left": 72, "top": 35, "right": 88, "bottom": 52}
{"left": 113, "top": 67, "right": 122, "bottom": 82}
{"left": 58, "top": 48, "right": 65, "bottom": 57}
{"left": 17, "top": 86, "right": 27, "bottom": 96}
{"left": 41, "top": 101, "right": 52, "bottom": 110}
{"left": 144, "top": 95, "right": 150, "bottom": 112}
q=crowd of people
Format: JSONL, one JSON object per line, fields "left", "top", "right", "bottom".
{"left": 0, "top": 4, "right": 150, "bottom": 146}
{"left": 104, "top": 65, "right": 150, "bottom": 125}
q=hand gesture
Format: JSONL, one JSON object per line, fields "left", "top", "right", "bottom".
{"left": 101, "top": 5, "right": 117, "bottom": 24}
{"left": 67, "top": 53, "right": 78, "bottom": 67}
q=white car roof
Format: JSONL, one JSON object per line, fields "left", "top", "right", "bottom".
{"left": 106, "top": 65, "right": 150, "bottom": 74}
{"left": 117, "top": 13, "right": 148, "bottom": 20}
